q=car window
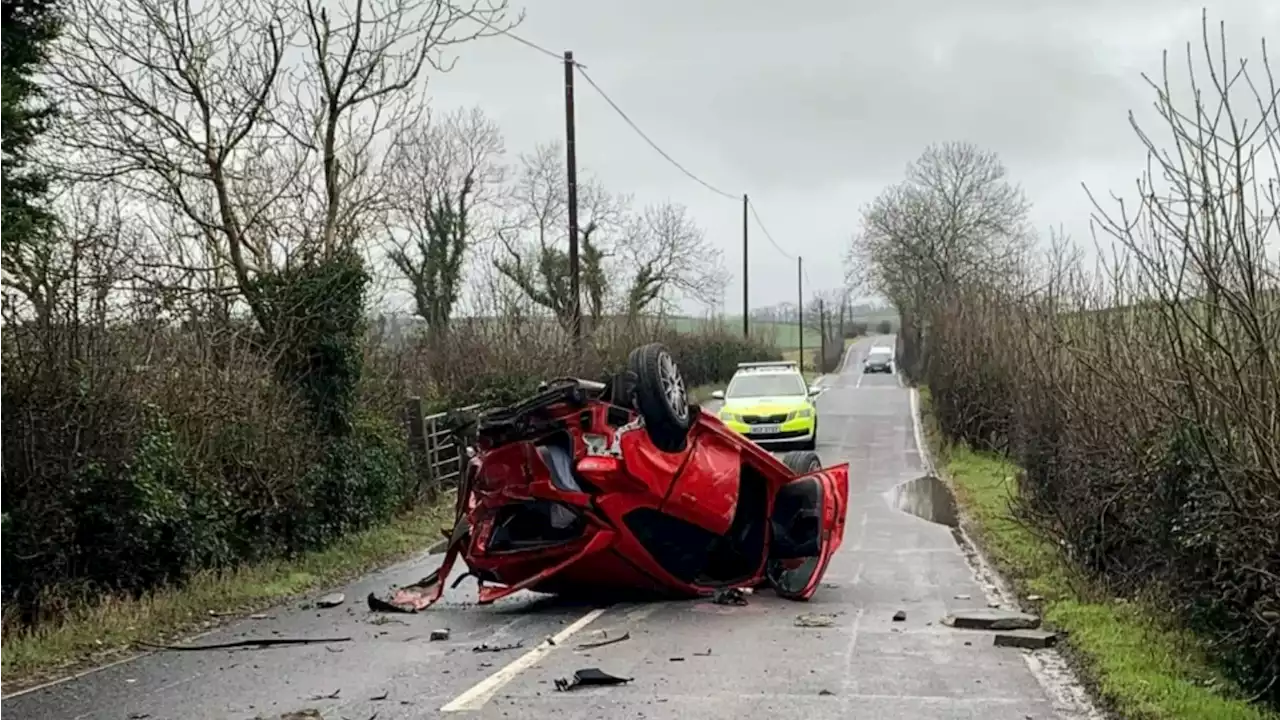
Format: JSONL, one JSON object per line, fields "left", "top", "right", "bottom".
{"left": 726, "top": 373, "right": 807, "bottom": 398}
{"left": 869, "top": 349, "right": 893, "bottom": 359}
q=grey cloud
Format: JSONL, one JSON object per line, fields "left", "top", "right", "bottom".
{"left": 427, "top": 1, "right": 1277, "bottom": 307}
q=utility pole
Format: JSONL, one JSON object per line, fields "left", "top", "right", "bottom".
{"left": 742, "top": 194, "right": 749, "bottom": 338}
{"left": 797, "top": 256, "right": 804, "bottom": 374}
{"left": 563, "top": 50, "right": 582, "bottom": 353}
{"left": 819, "top": 298, "right": 827, "bottom": 374}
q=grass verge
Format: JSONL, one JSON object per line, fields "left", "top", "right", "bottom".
{"left": 690, "top": 383, "right": 723, "bottom": 404}
{"left": 0, "top": 499, "right": 454, "bottom": 696}
{"left": 917, "top": 387, "right": 1276, "bottom": 720}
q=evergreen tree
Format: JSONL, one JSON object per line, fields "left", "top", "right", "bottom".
{"left": 2, "top": 0, "right": 63, "bottom": 269}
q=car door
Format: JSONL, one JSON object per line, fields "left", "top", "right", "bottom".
{"left": 767, "top": 462, "right": 850, "bottom": 599}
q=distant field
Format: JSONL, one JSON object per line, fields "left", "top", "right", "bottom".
{"left": 662, "top": 317, "right": 821, "bottom": 350}
{"left": 380, "top": 310, "right": 901, "bottom": 350}
{"left": 663, "top": 313, "right": 899, "bottom": 350}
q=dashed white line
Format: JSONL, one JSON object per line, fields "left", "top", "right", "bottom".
{"left": 440, "top": 607, "right": 607, "bottom": 712}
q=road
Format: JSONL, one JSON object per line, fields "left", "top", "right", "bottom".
{"left": 3, "top": 336, "right": 1093, "bottom": 720}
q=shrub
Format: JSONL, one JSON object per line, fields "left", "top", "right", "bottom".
{"left": 1, "top": 301, "right": 779, "bottom": 628}
{"left": 903, "top": 289, "right": 1280, "bottom": 707}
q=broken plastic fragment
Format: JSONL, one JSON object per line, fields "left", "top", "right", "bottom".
{"left": 711, "top": 587, "right": 749, "bottom": 606}
{"left": 575, "top": 631, "right": 630, "bottom": 650}
{"left": 942, "top": 608, "right": 1040, "bottom": 630}
{"left": 794, "top": 612, "right": 836, "bottom": 628}
{"left": 473, "top": 640, "right": 524, "bottom": 653}
{"left": 553, "top": 668, "right": 633, "bottom": 692}
{"left": 367, "top": 570, "right": 445, "bottom": 614}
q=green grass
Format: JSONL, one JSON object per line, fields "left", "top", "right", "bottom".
{"left": 690, "top": 383, "right": 723, "bottom": 404}
{"left": 0, "top": 500, "right": 455, "bottom": 695}
{"left": 920, "top": 389, "right": 1276, "bottom": 720}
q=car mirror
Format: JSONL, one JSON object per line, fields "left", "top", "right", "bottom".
{"left": 710, "top": 390, "right": 725, "bottom": 400}
{"left": 808, "top": 386, "right": 822, "bottom": 396}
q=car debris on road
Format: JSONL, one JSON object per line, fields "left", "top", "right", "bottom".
{"left": 554, "top": 668, "right": 632, "bottom": 692}
{"left": 575, "top": 631, "right": 630, "bottom": 650}
{"left": 993, "top": 630, "right": 1060, "bottom": 649}
{"left": 795, "top": 612, "right": 837, "bottom": 628}
{"left": 942, "top": 608, "right": 1040, "bottom": 630}
{"left": 711, "top": 587, "right": 750, "bottom": 606}
{"left": 136, "top": 636, "right": 352, "bottom": 652}
{"left": 367, "top": 343, "right": 850, "bottom": 613}
{"left": 473, "top": 640, "right": 524, "bottom": 652}
{"left": 315, "top": 592, "right": 345, "bottom": 608}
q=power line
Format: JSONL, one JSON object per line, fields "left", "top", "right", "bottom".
{"left": 575, "top": 66, "right": 740, "bottom": 202}
{"left": 455, "top": 19, "right": 800, "bottom": 265}
{"left": 747, "top": 200, "right": 795, "bottom": 260}
{"left": 455, "top": 6, "right": 566, "bottom": 63}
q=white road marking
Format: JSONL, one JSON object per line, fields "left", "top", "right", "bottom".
{"left": 852, "top": 510, "right": 869, "bottom": 550}
{"left": 838, "top": 586, "right": 867, "bottom": 712}
{"left": 440, "top": 607, "right": 607, "bottom": 712}
{"left": 908, "top": 387, "right": 934, "bottom": 474}
{"left": 854, "top": 370, "right": 864, "bottom": 389}
{"left": 623, "top": 602, "right": 663, "bottom": 624}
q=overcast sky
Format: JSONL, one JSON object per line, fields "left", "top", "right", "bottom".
{"left": 424, "top": 1, "right": 1278, "bottom": 312}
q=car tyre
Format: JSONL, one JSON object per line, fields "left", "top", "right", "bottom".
{"left": 780, "top": 449, "right": 822, "bottom": 475}
{"left": 628, "top": 343, "right": 691, "bottom": 453}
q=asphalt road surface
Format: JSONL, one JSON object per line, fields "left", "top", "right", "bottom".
{"left": 4, "top": 336, "right": 1093, "bottom": 720}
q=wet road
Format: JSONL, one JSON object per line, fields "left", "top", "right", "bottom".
{"left": 4, "top": 336, "right": 1092, "bottom": 720}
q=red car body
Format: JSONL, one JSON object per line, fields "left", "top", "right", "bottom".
{"left": 372, "top": 354, "right": 850, "bottom": 612}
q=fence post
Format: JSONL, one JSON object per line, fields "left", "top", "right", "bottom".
{"left": 404, "top": 396, "right": 432, "bottom": 503}
{"left": 423, "top": 415, "right": 440, "bottom": 502}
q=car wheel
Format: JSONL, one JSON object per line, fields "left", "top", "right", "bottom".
{"left": 779, "top": 449, "right": 822, "bottom": 475}
{"left": 628, "top": 342, "right": 691, "bottom": 453}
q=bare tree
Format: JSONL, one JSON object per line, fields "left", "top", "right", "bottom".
{"left": 855, "top": 142, "right": 1032, "bottom": 305}
{"left": 800, "top": 289, "right": 847, "bottom": 331}
{"left": 49, "top": 0, "right": 516, "bottom": 333}
{"left": 618, "top": 201, "right": 724, "bottom": 322}
{"left": 385, "top": 106, "right": 505, "bottom": 336}
{"left": 1, "top": 182, "right": 139, "bottom": 333}
{"left": 494, "top": 142, "right": 627, "bottom": 330}
{"left": 851, "top": 142, "right": 1033, "bottom": 375}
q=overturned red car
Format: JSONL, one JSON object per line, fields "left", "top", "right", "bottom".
{"left": 370, "top": 343, "right": 850, "bottom": 612}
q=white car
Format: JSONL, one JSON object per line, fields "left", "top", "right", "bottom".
{"left": 862, "top": 346, "right": 895, "bottom": 373}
